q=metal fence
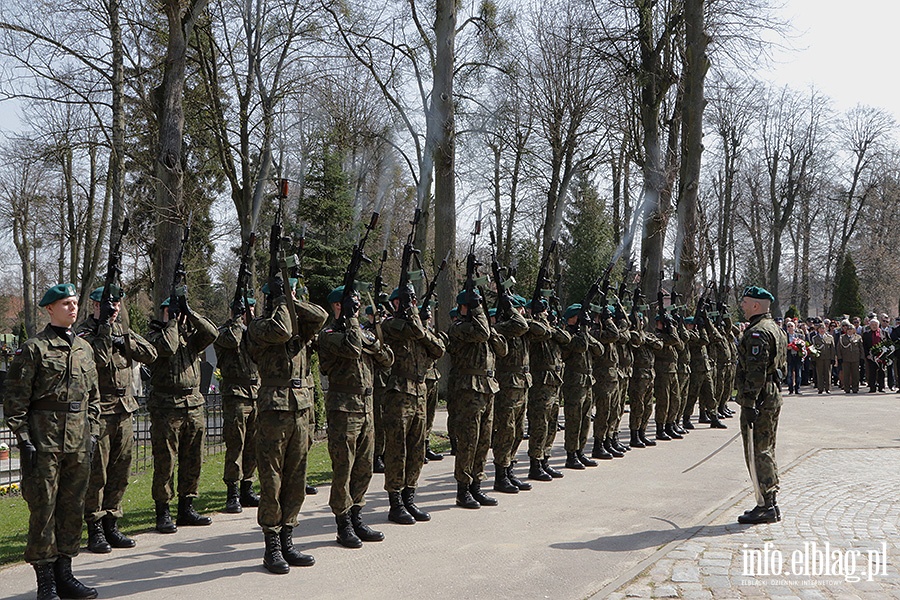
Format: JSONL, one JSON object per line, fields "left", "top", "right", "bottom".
{"left": 0, "top": 394, "right": 225, "bottom": 495}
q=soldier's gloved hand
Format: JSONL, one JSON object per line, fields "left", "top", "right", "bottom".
{"left": 419, "top": 305, "right": 432, "bottom": 323}
{"left": 99, "top": 297, "right": 115, "bottom": 325}
{"left": 468, "top": 294, "right": 481, "bottom": 310}
{"left": 341, "top": 294, "right": 360, "bottom": 319}
{"left": 18, "top": 439, "right": 37, "bottom": 473}
{"left": 231, "top": 298, "right": 246, "bottom": 319}
{"left": 268, "top": 275, "right": 284, "bottom": 299}
{"left": 111, "top": 335, "right": 127, "bottom": 352}
{"left": 742, "top": 405, "right": 758, "bottom": 427}
{"left": 179, "top": 294, "right": 191, "bottom": 316}
{"left": 167, "top": 296, "right": 181, "bottom": 321}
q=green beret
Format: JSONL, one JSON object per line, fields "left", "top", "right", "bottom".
{"left": 39, "top": 283, "right": 77, "bottom": 307}
{"left": 488, "top": 308, "right": 497, "bottom": 317}
{"left": 564, "top": 303, "right": 582, "bottom": 320}
{"left": 90, "top": 285, "right": 124, "bottom": 302}
{"left": 327, "top": 286, "right": 345, "bottom": 304}
{"left": 160, "top": 297, "right": 171, "bottom": 308}
{"left": 449, "top": 307, "right": 459, "bottom": 319}
{"left": 246, "top": 297, "right": 256, "bottom": 306}
{"left": 365, "top": 305, "right": 375, "bottom": 315}
{"left": 684, "top": 316, "right": 695, "bottom": 324}
{"left": 389, "top": 287, "right": 400, "bottom": 302}
{"left": 262, "top": 278, "right": 299, "bottom": 295}
{"left": 742, "top": 285, "right": 775, "bottom": 302}
{"left": 512, "top": 294, "right": 527, "bottom": 307}
{"left": 456, "top": 289, "right": 481, "bottom": 305}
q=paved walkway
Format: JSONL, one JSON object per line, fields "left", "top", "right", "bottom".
{"left": 1, "top": 389, "right": 899, "bottom": 599}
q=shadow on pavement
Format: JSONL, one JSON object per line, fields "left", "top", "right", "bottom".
{"left": 550, "top": 521, "right": 738, "bottom": 553}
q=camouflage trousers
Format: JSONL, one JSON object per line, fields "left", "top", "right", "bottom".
{"left": 446, "top": 390, "right": 458, "bottom": 449}
{"left": 327, "top": 409, "right": 374, "bottom": 516}
{"left": 22, "top": 450, "right": 90, "bottom": 564}
{"left": 687, "top": 369, "right": 717, "bottom": 417}
{"left": 425, "top": 378, "right": 439, "bottom": 439}
{"left": 373, "top": 386, "right": 386, "bottom": 457}
{"left": 84, "top": 411, "right": 134, "bottom": 523}
{"left": 453, "top": 390, "right": 493, "bottom": 486}
{"left": 149, "top": 406, "right": 205, "bottom": 502}
{"left": 716, "top": 363, "right": 734, "bottom": 408}
{"left": 740, "top": 393, "right": 781, "bottom": 498}
{"left": 492, "top": 387, "right": 527, "bottom": 467}
{"left": 610, "top": 376, "right": 629, "bottom": 433}
{"left": 675, "top": 370, "right": 690, "bottom": 420}
{"left": 654, "top": 371, "right": 677, "bottom": 426}
{"left": 527, "top": 383, "right": 559, "bottom": 460}
{"left": 562, "top": 383, "right": 592, "bottom": 452}
{"left": 628, "top": 372, "right": 655, "bottom": 431}
{"left": 592, "top": 377, "right": 619, "bottom": 440}
{"left": 382, "top": 390, "right": 427, "bottom": 493}
{"left": 255, "top": 408, "right": 310, "bottom": 533}
{"left": 223, "top": 396, "right": 258, "bottom": 484}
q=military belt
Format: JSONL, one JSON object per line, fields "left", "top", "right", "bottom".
{"left": 456, "top": 368, "right": 495, "bottom": 377}
{"left": 531, "top": 364, "right": 562, "bottom": 373}
{"left": 392, "top": 370, "right": 427, "bottom": 384}
{"left": 99, "top": 387, "right": 128, "bottom": 397}
{"left": 31, "top": 400, "right": 84, "bottom": 413}
{"left": 225, "top": 377, "right": 259, "bottom": 387}
{"left": 153, "top": 387, "right": 197, "bottom": 397}
{"left": 328, "top": 383, "right": 373, "bottom": 396}
{"left": 496, "top": 366, "right": 530, "bottom": 374}
{"left": 262, "top": 378, "right": 305, "bottom": 389}
{"left": 567, "top": 367, "right": 592, "bottom": 375}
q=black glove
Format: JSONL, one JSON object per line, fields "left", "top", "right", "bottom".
{"left": 231, "top": 298, "right": 246, "bottom": 319}
{"left": 268, "top": 275, "right": 284, "bottom": 299}
{"left": 419, "top": 305, "right": 432, "bottom": 323}
{"left": 89, "top": 435, "right": 98, "bottom": 462}
{"left": 111, "top": 335, "right": 127, "bottom": 352}
{"left": 167, "top": 295, "right": 181, "bottom": 321}
{"left": 19, "top": 439, "right": 37, "bottom": 473}
{"left": 98, "top": 297, "right": 115, "bottom": 325}
{"left": 468, "top": 293, "right": 481, "bottom": 310}
{"left": 341, "top": 294, "right": 360, "bottom": 319}
{"left": 742, "top": 405, "right": 758, "bottom": 427}
{"left": 179, "top": 294, "right": 190, "bottom": 316}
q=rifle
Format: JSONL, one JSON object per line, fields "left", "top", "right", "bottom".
{"left": 617, "top": 261, "right": 634, "bottom": 311}
{"left": 337, "top": 211, "right": 379, "bottom": 329}
{"left": 99, "top": 217, "right": 129, "bottom": 324}
{"left": 549, "top": 272, "right": 562, "bottom": 318}
{"left": 419, "top": 249, "right": 450, "bottom": 321}
{"left": 463, "top": 210, "right": 484, "bottom": 319}
{"left": 582, "top": 260, "right": 615, "bottom": 326}
{"left": 668, "top": 271, "right": 683, "bottom": 321}
{"left": 168, "top": 214, "right": 192, "bottom": 322}
{"left": 231, "top": 231, "right": 256, "bottom": 318}
{"left": 265, "top": 179, "right": 299, "bottom": 337}
{"left": 489, "top": 230, "right": 513, "bottom": 314}
{"left": 398, "top": 208, "right": 422, "bottom": 313}
{"left": 655, "top": 270, "right": 672, "bottom": 332}
{"left": 373, "top": 248, "right": 389, "bottom": 314}
{"left": 630, "top": 267, "right": 648, "bottom": 327}
{"left": 531, "top": 240, "right": 557, "bottom": 317}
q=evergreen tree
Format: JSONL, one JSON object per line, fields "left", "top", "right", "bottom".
{"left": 830, "top": 253, "right": 865, "bottom": 318}
{"left": 561, "top": 173, "right": 614, "bottom": 307}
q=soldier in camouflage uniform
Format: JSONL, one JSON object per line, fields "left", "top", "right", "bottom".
{"left": 675, "top": 314, "right": 697, "bottom": 432}
{"left": 447, "top": 289, "right": 507, "bottom": 508}
{"left": 589, "top": 308, "right": 619, "bottom": 460}
{"left": 318, "top": 286, "right": 394, "bottom": 548}
{"left": 715, "top": 317, "right": 738, "bottom": 417}
{"left": 651, "top": 313, "right": 683, "bottom": 443}
{"left": 423, "top": 307, "right": 447, "bottom": 462}
{"left": 381, "top": 285, "right": 445, "bottom": 523}
{"left": 608, "top": 302, "right": 638, "bottom": 455}
{"left": 525, "top": 300, "right": 570, "bottom": 481}
{"left": 5, "top": 284, "right": 101, "bottom": 600}
{"left": 146, "top": 294, "right": 218, "bottom": 533}
{"left": 685, "top": 315, "right": 727, "bottom": 429}
{"left": 215, "top": 297, "right": 261, "bottom": 514}
{"left": 560, "top": 305, "right": 601, "bottom": 470}
{"left": 371, "top": 329, "right": 389, "bottom": 474}
{"left": 78, "top": 285, "right": 157, "bottom": 554}
{"left": 490, "top": 295, "right": 531, "bottom": 492}
{"left": 736, "top": 286, "right": 787, "bottom": 524}
{"left": 247, "top": 276, "right": 328, "bottom": 574}
{"left": 628, "top": 313, "right": 663, "bottom": 448}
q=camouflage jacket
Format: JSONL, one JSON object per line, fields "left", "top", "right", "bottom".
{"left": 425, "top": 330, "right": 448, "bottom": 383}
{"left": 76, "top": 315, "right": 157, "bottom": 415}
{"left": 493, "top": 309, "right": 532, "bottom": 389}
{"left": 447, "top": 306, "right": 506, "bottom": 395}
{"left": 650, "top": 324, "right": 682, "bottom": 374}
{"left": 382, "top": 307, "right": 445, "bottom": 397}
{"left": 735, "top": 312, "right": 787, "bottom": 409}
{"left": 247, "top": 296, "right": 328, "bottom": 412}
{"left": 615, "top": 317, "right": 638, "bottom": 378}
{"left": 4, "top": 325, "right": 101, "bottom": 452}
{"left": 687, "top": 321, "right": 712, "bottom": 374}
{"left": 632, "top": 319, "right": 663, "bottom": 374}
{"left": 676, "top": 320, "right": 697, "bottom": 374}
{"left": 527, "top": 315, "right": 571, "bottom": 387}
{"left": 318, "top": 316, "right": 394, "bottom": 413}
{"left": 214, "top": 317, "right": 260, "bottom": 400}
{"left": 589, "top": 317, "right": 619, "bottom": 380}
{"left": 561, "top": 325, "right": 599, "bottom": 388}
{"left": 709, "top": 321, "right": 730, "bottom": 367}
{"left": 146, "top": 312, "right": 218, "bottom": 409}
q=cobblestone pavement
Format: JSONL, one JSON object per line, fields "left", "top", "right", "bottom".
{"left": 608, "top": 448, "right": 900, "bottom": 599}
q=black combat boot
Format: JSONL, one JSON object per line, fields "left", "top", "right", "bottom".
{"left": 741, "top": 492, "right": 781, "bottom": 520}
{"left": 638, "top": 429, "right": 656, "bottom": 446}
{"left": 604, "top": 437, "right": 624, "bottom": 458}
{"left": 541, "top": 457, "right": 564, "bottom": 478}
{"left": 86, "top": 520, "right": 111, "bottom": 554}
{"left": 33, "top": 563, "right": 59, "bottom": 600}
{"left": 240, "top": 480, "right": 260, "bottom": 507}
{"left": 335, "top": 512, "right": 363, "bottom": 548}
{"left": 528, "top": 457, "right": 553, "bottom": 481}
{"left": 709, "top": 414, "right": 728, "bottom": 429}
{"left": 373, "top": 454, "right": 385, "bottom": 473}
{"left": 102, "top": 515, "right": 135, "bottom": 549}
{"left": 493, "top": 463, "right": 519, "bottom": 493}
{"left": 279, "top": 526, "right": 315, "bottom": 566}
{"left": 469, "top": 481, "right": 498, "bottom": 506}
{"left": 402, "top": 487, "right": 431, "bottom": 521}
{"left": 613, "top": 432, "right": 630, "bottom": 452}
{"left": 350, "top": 505, "right": 385, "bottom": 541}
{"left": 388, "top": 491, "right": 416, "bottom": 524}
{"left": 155, "top": 501, "right": 177, "bottom": 534}
{"left": 449, "top": 437, "right": 458, "bottom": 456}
{"left": 53, "top": 556, "right": 97, "bottom": 599}
{"left": 176, "top": 497, "right": 212, "bottom": 527}
{"left": 591, "top": 438, "right": 613, "bottom": 460}
{"left": 576, "top": 451, "right": 598, "bottom": 467}
{"left": 673, "top": 421, "right": 688, "bottom": 435}
{"left": 507, "top": 463, "right": 532, "bottom": 491}
{"left": 682, "top": 415, "right": 695, "bottom": 430}
{"left": 306, "top": 484, "right": 318, "bottom": 495}
{"left": 655, "top": 424, "right": 671, "bottom": 441}
{"left": 629, "top": 430, "right": 646, "bottom": 448}
{"left": 698, "top": 409, "right": 710, "bottom": 424}
{"left": 565, "top": 451, "right": 586, "bottom": 469}
{"left": 263, "top": 530, "right": 290, "bottom": 574}
{"left": 425, "top": 440, "right": 444, "bottom": 461}
{"left": 665, "top": 423, "right": 683, "bottom": 439}
{"left": 456, "top": 482, "right": 481, "bottom": 509}
{"left": 224, "top": 481, "right": 242, "bottom": 514}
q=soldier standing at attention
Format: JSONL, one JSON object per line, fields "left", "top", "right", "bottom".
{"left": 736, "top": 286, "right": 786, "bottom": 524}
{"left": 675, "top": 313, "right": 698, "bottom": 432}
{"left": 589, "top": 308, "right": 619, "bottom": 459}
{"left": 685, "top": 314, "right": 727, "bottom": 429}
{"left": 422, "top": 305, "right": 447, "bottom": 463}
{"left": 628, "top": 313, "right": 663, "bottom": 447}
{"left": 447, "top": 289, "right": 507, "bottom": 508}
{"left": 560, "top": 304, "right": 600, "bottom": 469}
{"left": 650, "top": 313, "right": 682, "bottom": 443}
{"left": 78, "top": 285, "right": 157, "bottom": 554}
{"left": 247, "top": 276, "right": 328, "bottom": 574}
{"left": 215, "top": 296, "right": 261, "bottom": 514}
{"left": 318, "top": 286, "right": 394, "bottom": 547}
{"left": 609, "top": 302, "right": 638, "bottom": 454}
{"left": 381, "top": 285, "right": 445, "bottom": 523}
{"left": 146, "top": 293, "right": 218, "bottom": 533}
{"left": 5, "top": 284, "right": 101, "bottom": 600}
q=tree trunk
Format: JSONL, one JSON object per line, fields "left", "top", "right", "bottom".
{"left": 109, "top": 0, "right": 126, "bottom": 237}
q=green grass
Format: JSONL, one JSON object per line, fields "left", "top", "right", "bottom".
{"left": 0, "top": 433, "right": 448, "bottom": 567}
